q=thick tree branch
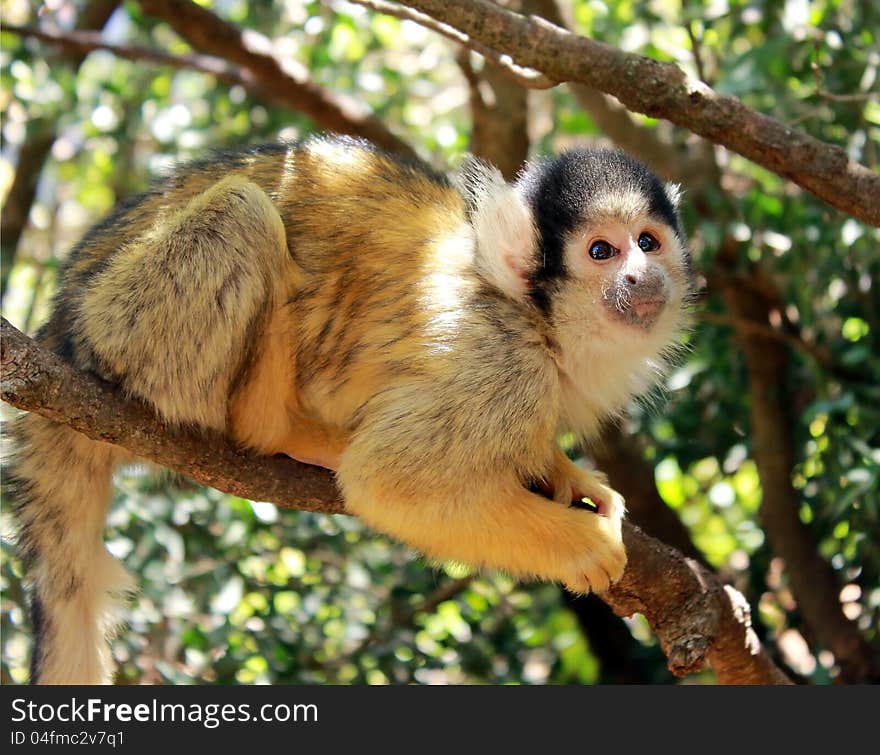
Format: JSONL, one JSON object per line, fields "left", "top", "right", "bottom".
{"left": 394, "top": 0, "right": 880, "bottom": 226}
{"left": 1, "top": 318, "right": 788, "bottom": 684}
{"left": 605, "top": 526, "right": 789, "bottom": 684}
{"left": 135, "top": 0, "right": 415, "bottom": 157}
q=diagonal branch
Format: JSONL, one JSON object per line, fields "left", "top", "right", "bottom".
{"left": 1, "top": 317, "right": 789, "bottom": 684}
{"left": 392, "top": 0, "right": 880, "bottom": 226}
{"left": 135, "top": 0, "right": 415, "bottom": 157}
{"left": 5, "top": 25, "right": 280, "bottom": 91}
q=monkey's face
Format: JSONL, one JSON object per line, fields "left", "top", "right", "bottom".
{"left": 547, "top": 206, "right": 691, "bottom": 382}
{"left": 479, "top": 147, "right": 695, "bottom": 431}
{"left": 515, "top": 147, "right": 692, "bottom": 347}
{"left": 561, "top": 213, "right": 689, "bottom": 335}
{"left": 544, "top": 210, "right": 691, "bottom": 434}
{"left": 515, "top": 147, "right": 692, "bottom": 330}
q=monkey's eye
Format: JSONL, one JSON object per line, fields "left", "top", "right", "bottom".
{"left": 637, "top": 232, "right": 661, "bottom": 253}
{"left": 588, "top": 240, "right": 618, "bottom": 261}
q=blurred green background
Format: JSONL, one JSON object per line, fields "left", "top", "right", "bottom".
{"left": 1, "top": 0, "right": 878, "bottom": 684}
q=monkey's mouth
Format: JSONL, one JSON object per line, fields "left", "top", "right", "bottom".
{"left": 631, "top": 299, "right": 665, "bottom": 319}
{"left": 606, "top": 297, "right": 667, "bottom": 330}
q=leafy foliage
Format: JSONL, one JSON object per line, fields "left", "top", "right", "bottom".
{"left": 1, "top": 0, "right": 877, "bottom": 684}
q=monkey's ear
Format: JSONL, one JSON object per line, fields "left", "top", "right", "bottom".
{"left": 665, "top": 182, "right": 683, "bottom": 211}
{"left": 454, "top": 156, "right": 536, "bottom": 301}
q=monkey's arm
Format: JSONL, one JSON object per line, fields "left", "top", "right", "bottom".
{"left": 332, "top": 380, "right": 626, "bottom": 594}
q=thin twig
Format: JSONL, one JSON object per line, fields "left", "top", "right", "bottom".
{"left": 5, "top": 24, "right": 252, "bottom": 82}
{"left": 685, "top": 19, "right": 709, "bottom": 85}
{"left": 698, "top": 311, "right": 832, "bottom": 367}
{"left": 136, "top": 0, "right": 416, "bottom": 156}
{"left": 350, "top": 0, "right": 557, "bottom": 89}
{"left": 323, "top": 575, "right": 476, "bottom": 670}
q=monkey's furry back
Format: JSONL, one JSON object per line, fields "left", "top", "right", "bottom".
{"left": 38, "top": 138, "right": 445, "bottom": 371}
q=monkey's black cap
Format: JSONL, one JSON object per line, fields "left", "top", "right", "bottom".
{"left": 516, "top": 148, "right": 684, "bottom": 312}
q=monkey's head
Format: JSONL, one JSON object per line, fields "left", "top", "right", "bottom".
{"left": 458, "top": 148, "right": 695, "bottom": 432}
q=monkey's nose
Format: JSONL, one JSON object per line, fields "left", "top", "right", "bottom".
{"left": 625, "top": 273, "right": 638, "bottom": 286}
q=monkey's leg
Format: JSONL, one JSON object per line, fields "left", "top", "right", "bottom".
{"left": 227, "top": 306, "right": 350, "bottom": 470}
{"left": 10, "top": 177, "right": 290, "bottom": 684}
{"left": 80, "top": 176, "right": 290, "bottom": 430}
{"left": 338, "top": 453, "right": 627, "bottom": 595}
{"left": 235, "top": 395, "right": 349, "bottom": 470}
{"left": 277, "top": 412, "right": 350, "bottom": 471}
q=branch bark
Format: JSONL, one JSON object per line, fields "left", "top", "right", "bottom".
{"left": 135, "top": 0, "right": 415, "bottom": 157}
{"left": 1, "top": 317, "right": 789, "bottom": 684}
{"left": 395, "top": 0, "right": 880, "bottom": 226}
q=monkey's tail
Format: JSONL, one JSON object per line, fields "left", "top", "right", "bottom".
{"left": 4, "top": 412, "right": 134, "bottom": 684}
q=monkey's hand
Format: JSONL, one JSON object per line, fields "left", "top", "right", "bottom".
{"left": 543, "top": 448, "right": 625, "bottom": 516}
{"left": 541, "top": 447, "right": 627, "bottom": 594}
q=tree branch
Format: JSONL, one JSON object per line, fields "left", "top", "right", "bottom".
{"left": 135, "top": 0, "right": 415, "bottom": 157}
{"left": 352, "top": 0, "right": 555, "bottom": 89}
{"left": 1, "top": 317, "right": 789, "bottom": 684}
{"left": 393, "top": 0, "right": 880, "bottom": 226}
{"left": 5, "top": 24, "right": 270, "bottom": 89}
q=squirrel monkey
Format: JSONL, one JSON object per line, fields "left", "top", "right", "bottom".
{"left": 6, "top": 135, "right": 693, "bottom": 684}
